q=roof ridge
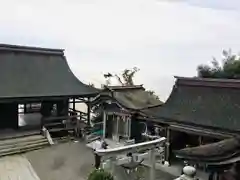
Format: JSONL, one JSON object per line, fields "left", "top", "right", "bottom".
{"left": 105, "top": 85, "right": 144, "bottom": 90}
{"left": 175, "top": 76, "right": 240, "bottom": 83}
{"left": 175, "top": 76, "right": 240, "bottom": 89}
{"left": 0, "top": 44, "right": 64, "bottom": 55}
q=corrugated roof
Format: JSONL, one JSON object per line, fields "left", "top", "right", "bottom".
{"left": 0, "top": 44, "right": 98, "bottom": 99}
{"left": 141, "top": 77, "right": 240, "bottom": 132}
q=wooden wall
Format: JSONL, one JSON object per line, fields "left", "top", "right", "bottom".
{"left": 0, "top": 103, "right": 18, "bottom": 129}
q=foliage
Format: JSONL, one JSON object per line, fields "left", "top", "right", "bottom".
{"left": 103, "top": 73, "right": 113, "bottom": 86}
{"left": 197, "top": 49, "right": 240, "bottom": 79}
{"left": 115, "top": 67, "right": 140, "bottom": 86}
{"left": 103, "top": 67, "right": 140, "bottom": 86}
{"left": 146, "top": 90, "right": 160, "bottom": 100}
{"left": 88, "top": 169, "right": 114, "bottom": 180}
{"left": 89, "top": 83, "right": 95, "bottom": 87}
{"left": 103, "top": 67, "right": 160, "bottom": 100}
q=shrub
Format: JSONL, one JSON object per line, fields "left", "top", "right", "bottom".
{"left": 88, "top": 169, "right": 114, "bottom": 180}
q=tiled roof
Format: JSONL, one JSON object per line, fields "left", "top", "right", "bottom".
{"left": 91, "top": 85, "right": 162, "bottom": 110}
{"left": 141, "top": 77, "right": 240, "bottom": 132}
{"left": 174, "top": 138, "right": 240, "bottom": 163}
{"left": 0, "top": 44, "right": 98, "bottom": 100}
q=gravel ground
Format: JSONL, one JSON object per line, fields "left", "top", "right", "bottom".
{"left": 0, "top": 155, "right": 40, "bottom": 180}
{"left": 25, "top": 141, "right": 94, "bottom": 180}
{"left": 25, "top": 141, "right": 176, "bottom": 180}
{"left": 129, "top": 165, "right": 176, "bottom": 180}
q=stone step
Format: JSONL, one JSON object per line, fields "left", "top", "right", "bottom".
{"left": 0, "top": 134, "right": 50, "bottom": 157}
{"left": 0, "top": 141, "right": 49, "bottom": 155}
{"left": 0, "top": 135, "right": 45, "bottom": 147}
{"left": 0, "top": 130, "right": 40, "bottom": 141}
{"left": 0, "top": 142, "right": 49, "bottom": 157}
{"left": 45, "top": 122, "right": 64, "bottom": 127}
{"left": 0, "top": 138, "right": 48, "bottom": 150}
{"left": 48, "top": 127, "right": 74, "bottom": 133}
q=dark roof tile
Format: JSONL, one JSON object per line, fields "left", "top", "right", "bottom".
{"left": 142, "top": 77, "right": 240, "bottom": 132}
{"left": 0, "top": 44, "right": 98, "bottom": 99}
{"left": 174, "top": 138, "right": 240, "bottom": 163}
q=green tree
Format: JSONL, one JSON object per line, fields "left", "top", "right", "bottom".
{"left": 88, "top": 169, "right": 114, "bottom": 180}
{"left": 197, "top": 49, "right": 240, "bottom": 78}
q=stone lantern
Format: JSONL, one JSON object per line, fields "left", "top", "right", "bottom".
{"left": 174, "top": 166, "right": 198, "bottom": 180}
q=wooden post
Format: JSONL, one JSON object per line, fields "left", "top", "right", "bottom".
{"left": 103, "top": 111, "right": 106, "bottom": 139}
{"left": 149, "top": 149, "right": 156, "bottom": 180}
{"left": 165, "top": 127, "right": 171, "bottom": 165}
{"left": 40, "top": 117, "right": 44, "bottom": 129}
{"left": 116, "top": 116, "right": 119, "bottom": 142}
{"left": 80, "top": 112, "right": 82, "bottom": 121}
{"left": 24, "top": 103, "right": 27, "bottom": 113}
{"left": 73, "top": 98, "right": 76, "bottom": 111}
{"left": 87, "top": 97, "right": 91, "bottom": 125}
{"left": 198, "top": 136, "right": 203, "bottom": 145}
{"left": 128, "top": 117, "right": 131, "bottom": 140}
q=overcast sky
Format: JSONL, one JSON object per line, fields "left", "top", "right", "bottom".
{"left": 0, "top": 0, "right": 240, "bottom": 101}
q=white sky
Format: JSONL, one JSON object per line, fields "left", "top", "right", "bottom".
{"left": 0, "top": 0, "right": 240, "bottom": 101}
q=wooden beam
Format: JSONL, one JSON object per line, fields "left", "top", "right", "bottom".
{"left": 169, "top": 125, "right": 233, "bottom": 139}
{"left": 68, "top": 108, "right": 87, "bottom": 115}
{"left": 68, "top": 99, "right": 85, "bottom": 103}
{"left": 43, "top": 115, "right": 81, "bottom": 121}
{"left": 76, "top": 97, "right": 88, "bottom": 102}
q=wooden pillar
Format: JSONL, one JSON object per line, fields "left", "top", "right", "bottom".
{"left": 116, "top": 116, "right": 119, "bottom": 142}
{"left": 40, "top": 117, "right": 44, "bottom": 129}
{"left": 198, "top": 136, "right": 203, "bottom": 145}
{"left": 24, "top": 103, "right": 27, "bottom": 113}
{"left": 128, "top": 117, "right": 131, "bottom": 140}
{"left": 87, "top": 97, "right": 91, "bottom": 125}
{"left": 80, "top": 112, "right": 82, "bottom": 121}
{"left": 165, "top": 127, "right": 171, "bottom": 165}
{"left": 103, "top": 111, "right": 106, "bottom": 139}
{"left": 73, "top": 98, "right": 76, "bottom": 111}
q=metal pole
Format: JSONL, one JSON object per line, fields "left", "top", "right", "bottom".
{"left": 149, "top": 149, "right": 156, "bottom": 180}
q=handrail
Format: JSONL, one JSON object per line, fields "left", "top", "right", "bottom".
{"left": 96, "top": 137, "right": 166, "bottom": 157}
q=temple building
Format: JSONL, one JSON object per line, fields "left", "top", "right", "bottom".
{"left": 140, "top": 76, "right": 240, "bottom": 173}
{"left": 90, "top": 85, "right": 162, "bottom": 144}
{"left": 0, "top": 44, "right": 98, "bottom": 137}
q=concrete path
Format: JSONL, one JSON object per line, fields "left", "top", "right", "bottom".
{"left": 0, "top": 155, "right": 40, "bottom": 180}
